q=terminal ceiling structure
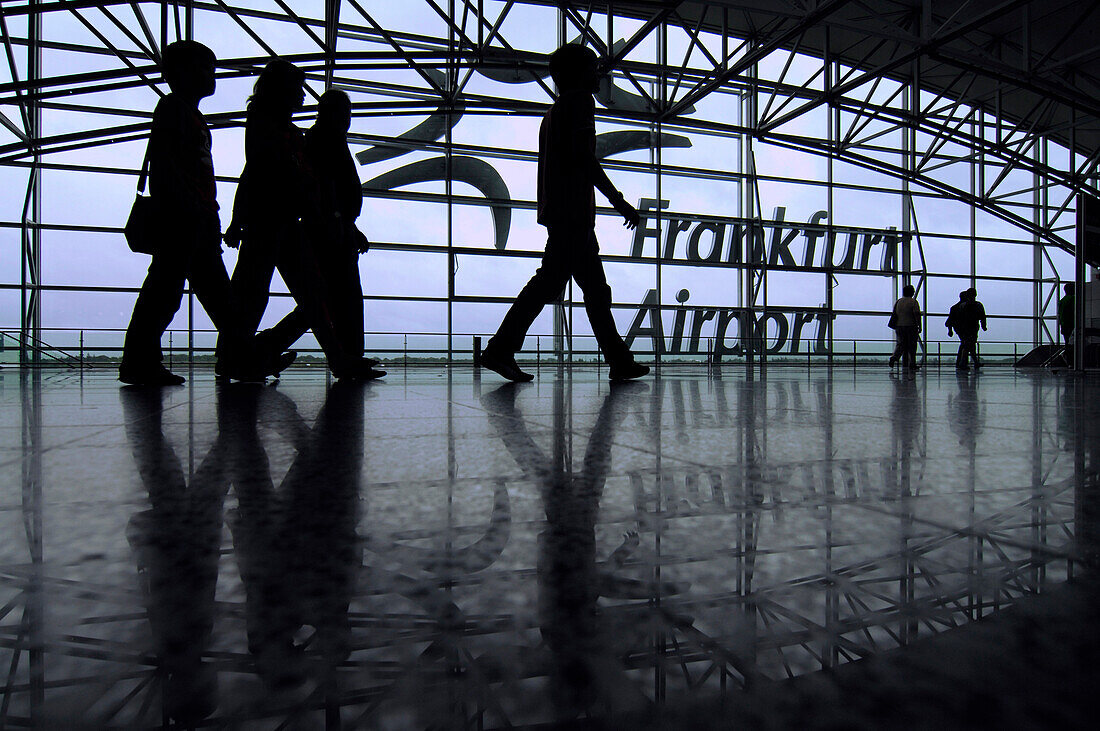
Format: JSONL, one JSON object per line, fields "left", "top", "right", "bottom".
{"left": 1, "top": 0, "right": 1099, "bottom": 364}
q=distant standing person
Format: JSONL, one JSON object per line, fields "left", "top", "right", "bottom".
{"left": 120, "top": 41, "right": 260, "bottom": 386}
{"left": 249, "top": 89, "right": 383, "bottom": 375}
{"left": 479, "top": 44, "right": 648, "bottom": 382}
{"left": 892, "top": 284, "right": 921, "bottom": 371}
{"left": 963, "top": 287, "right": 988, "bottom": 368}
{"left": 945, "top": 290, "right": 973, "bottom": 370}
{"left": 1058, "top": 282, "right": 1075, "bottom": 348}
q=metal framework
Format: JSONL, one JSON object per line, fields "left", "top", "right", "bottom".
{"left": 1, "top": 0, "right": 1099, "bottom": 364}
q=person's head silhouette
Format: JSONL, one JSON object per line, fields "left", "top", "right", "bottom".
{"left": 161, "top": 40, "right": 216, "bottom": 102}
{"left": 316, "top": 89, "right": 352, "bottom": 135}
{"left": 249, "top": 59, "right": 306, "bottom": 116}
{"left": 549, "top": 44, "right": 601, "bottom": 93}
{"left": 902, "top": 283, "right": 915, "bottom": 297}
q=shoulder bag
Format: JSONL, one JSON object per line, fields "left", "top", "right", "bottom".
{"left": 125, "top": 143, "right": 158, "bottom": 255}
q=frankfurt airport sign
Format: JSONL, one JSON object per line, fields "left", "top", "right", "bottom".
{"left": 356, "top": 61, "right": 911, "bottom": 358}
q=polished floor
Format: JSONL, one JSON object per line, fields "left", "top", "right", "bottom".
{"left": 1, "top": 364, "right": 1097, "bottom": 729}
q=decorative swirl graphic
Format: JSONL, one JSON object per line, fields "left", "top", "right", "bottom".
{"left": 354, "top": 42, "right": 693, "bottom": 250}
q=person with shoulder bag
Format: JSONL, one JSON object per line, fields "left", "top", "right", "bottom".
{"left": 120, "top": 41, "right": 264, "bottom": 386}
{"left": 891, "top": 284, "right": 922, "bottom": 372}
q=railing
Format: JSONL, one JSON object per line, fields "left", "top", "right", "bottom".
{"left": 0, "top": 327, "right": 1043, "bottom": 369}
{"left": 0, "top": 330, "right": 90, "bottom": 369}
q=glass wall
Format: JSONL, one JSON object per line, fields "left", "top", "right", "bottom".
{"left": 0, "top": 1, "right": 1084, "bottom": 364}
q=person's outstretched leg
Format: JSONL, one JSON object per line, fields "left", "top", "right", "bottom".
{"left": 121, "top": 251, "right": 188, "bottom": 385}
{"left": 275, "top": 226, "right": 379, "bottom": 379}
{"left": 189, "top": 246, "right": 275, "bottom": 381}
{"left": 483, "top": 239, "right": 571, "bottom": 381}
{"left": 216, "top": 233, "right": 279, "bottom": 377}
{"left": 568, "top": 230, "right": 647, "bottom": 380}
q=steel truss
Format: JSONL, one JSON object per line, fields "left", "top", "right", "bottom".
{"left": 1, "top": 1, "right": 1098, "bottom": 361}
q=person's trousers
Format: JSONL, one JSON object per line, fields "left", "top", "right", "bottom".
{"left": 488, "top": 226, "right": 631, "bottom": 365}
{"left": 123, "top": 238, "right": 246, "bottom": 368}
{"left": 955, "top": 333, "right": 979, "bottom": 368}
{"left": 260, "top": 229, "right": 363, "bottom": 358}
{"left": 227, "top": 223, "right": 352, "bottom": 374}
{"left": 896, "top": 326, "right": 919, "bottom": 368}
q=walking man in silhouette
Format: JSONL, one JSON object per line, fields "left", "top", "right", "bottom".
{"left": 892, "top": 284, "right": 921, "bottom": 372}
{"left": 120, "top": 41, "right": 260, "bottom": 386}
{"left": 480, "top": 44, "right": 648, "bottom": 382}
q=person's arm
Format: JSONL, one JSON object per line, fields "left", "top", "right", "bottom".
{"left": 979, "top": 303, "right": 987, "bottom": 331}
{"left": 573, "top": 95, "right": 639, "bottom": 229}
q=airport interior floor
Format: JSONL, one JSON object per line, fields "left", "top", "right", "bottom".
{"left": 1, "top": 363, "right": 1098, "bottom": 729}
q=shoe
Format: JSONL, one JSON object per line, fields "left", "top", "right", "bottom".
{"left": 364, "top": 356, "right": 381, "bottom": 367}
{"left": 956, "top": 365, "right": 970, "bottom": 371}
{"left": 480, "top": 347, "right": 534, "bottom": 382}
{"left": 119, "top": 364, "right": 185, "bottom": 386}
{"left": 338, "top": 360, "right": 386, "bottom": 381}
{"left": 609, "top": 361, "right": 650, "bottom": 381}
{"left": 267, "top": 350, "right": 296, "bottom": 378}
{"left": 888, "top": 357, "right": 897, "bottom": 368}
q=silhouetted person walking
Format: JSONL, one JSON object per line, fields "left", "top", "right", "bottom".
{"left": 248, "top": 89, "right": 383, "bottom": 376}
{"left": 225, "top": 61, "right": 379, "bottom": 380}
{"left": 891, "top": 284, "right": 921, "bottom": 372}
{"left": 1059, "top": 282, "right": 1075, "bottom": 348}
{"left": 480, "top": 44, "right": 648, "bottom": 382}
{"left": 120, "top": 41, "right": 259, "bottom": 386}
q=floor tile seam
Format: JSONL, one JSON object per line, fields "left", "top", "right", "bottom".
{"left": 0, "top": 389, "right": 212, "bottom": 470}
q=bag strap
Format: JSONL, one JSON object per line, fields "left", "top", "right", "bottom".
{"left": 136, "top": 139, "right": 151, "bottom": 195}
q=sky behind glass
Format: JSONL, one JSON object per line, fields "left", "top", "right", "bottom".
{"left": 0, "top": 1, "right": 1076, "bottom": 357}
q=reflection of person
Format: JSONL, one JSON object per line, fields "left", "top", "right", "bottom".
{"left": 121, "top": 385, "right": 229, "bottom": 723}
{"left": 887, "top": 370, "right": 921, "bottom": 493}
{"left": 224, "top": 380, "right": 367, "bottom": 686}
{"left": 947, "top": 370, "right": 982, "bottom": 451}
{"left": 120, "top": 41, "right": 260, "bottom": 386}
{"left": 225, "top": 61, "right": 379, "bottom": 380}
{"left": 481, "top": 382, "right": 657, "bottom": 717}
{"left": 252, "top": 90, "right": 383, "bottom": 375}
{"left": 480, "top": 44, "right": 648, "bottom": 383}
{"left": 891, "top": 284, "right": 921, "bottom": 372}
{"left": 1058, "top": 282, "right": 1075, "bottom": 348}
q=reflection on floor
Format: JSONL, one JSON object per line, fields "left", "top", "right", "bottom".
{"left": 1, "top": 365, "right": 1097, "bottom": 728}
